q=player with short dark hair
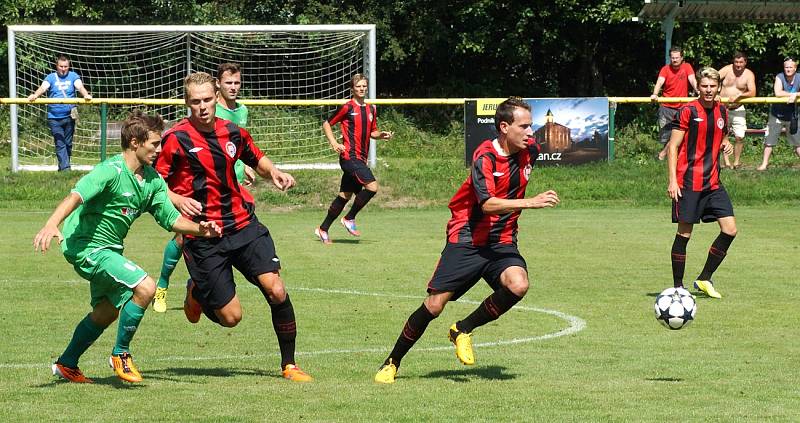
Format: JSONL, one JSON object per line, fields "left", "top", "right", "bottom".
{"left": 314, "top": 74, "right": 393, "bottom": 244}
{"left": 34, "top": 110, "right": 221, "bottom": 384}
{"left": 667, "top": 67, "right": 737, "bottom": 299}
{"left": 374, "top": 97, "right": 561, "bottom": 384}
{"left": 154, "top": 72, "right": 313, "bottom": 382}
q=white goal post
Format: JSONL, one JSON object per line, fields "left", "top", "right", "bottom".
{"left": 7, "top": 25, "right": 377, "bottom": 172}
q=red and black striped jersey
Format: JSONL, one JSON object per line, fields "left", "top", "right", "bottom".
{"left": 154, "top": 117, "right": 265, "bottom": 235}
{"left": 327, "top": 99, "right": 378, "bottom": 162}
{"left": 671, "top": 100, "right": 728, "bottom": 191}
{"left": 446, "top": 138, "right": 540, "bottom": 246}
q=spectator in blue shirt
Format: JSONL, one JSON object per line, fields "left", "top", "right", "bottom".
{"left": 28, "top": 55, "right": 92, "bottom": 171}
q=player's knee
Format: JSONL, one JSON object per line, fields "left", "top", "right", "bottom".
{"left": 423, "top": 297, "right": 447, "bottom": 317}
{"left": 366, "top": 181, "right": 378, "bottom": 193}
{"left": 134, "top": 277, "right": 157, "bottom": 303}
{"left": 259, "top": 273, "right": 287, "bottom": 303}
{"left": 724, "top": 227, "right": 738, "bottom": 237}
{"left": 506, "top": 278, "right": 529, "bottom": 297}
{"left": 218, "top": 312, "right": 242, "bottom": 328}
{"left": 340, "top": 192, "right": 354, "bottom": 201}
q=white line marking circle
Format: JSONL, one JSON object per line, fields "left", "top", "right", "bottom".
{"left": 0, "top": 286, "right": 585, "bottom": 370}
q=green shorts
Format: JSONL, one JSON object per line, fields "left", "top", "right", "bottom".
{"left": 69, "top": 248, "right": 148, "bottom": 308}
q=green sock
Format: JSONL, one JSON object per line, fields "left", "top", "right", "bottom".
{"left": 157, "top": 238, "right": 182, "bottom": 289}
{"left": 112, "top": 300, "right": 146, "bottom": 355}
{"left": 58, "top": 314, "right": 104, "bottom": 368}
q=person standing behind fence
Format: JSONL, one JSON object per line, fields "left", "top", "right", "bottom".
{"left": 757, "top": 57, "right": 800, "bottom": 171}
{"left": 27, "top": 54, "right": 92, "bottom": 171}
{"left": 719, "top": 52, "right": 756, "bottom": 170}
{"left": 651, "top": 46, "right": 697, "bottom": 161}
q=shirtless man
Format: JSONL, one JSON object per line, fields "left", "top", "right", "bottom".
{"left": 719, "top": 52, "right": 756, "bottom": 169}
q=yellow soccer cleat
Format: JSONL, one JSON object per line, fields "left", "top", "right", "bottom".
{"left": 152, "top": 287, "right": 168, "bottom": 313}
{"left": 448, "top": 324, "right": 475, "bottom": 365}
{"left": 282, "top": 364, "right": 313, "bottom": 382}
{"left": 374, "top": 360, "right": 398, "bottom": 384}
{"left": 109, "top": 352, "right": 143, "bottom": 383}
{"left": 694, "top": 280, "right": 722, "bottom": 299}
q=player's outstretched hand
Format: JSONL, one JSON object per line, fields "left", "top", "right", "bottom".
{"left": 33, "top": 225, "right": 63, "bottom": 253}
{"left": 378, "top": 131, "right": 393, "bottom": 140}
{"left": 272, "top": 170, "right": 296, "bottom": 191}
{"left": 175, "top": 195, "right": 203, "bottom": 217}
{"left": 243, "top": 166, "right": 257, "bottom": 187}
{"left": 198, "top": 220, "right": 222, "bottom": 238}
{"left": 528, "top": 190, "right": 560, "bottom": 208}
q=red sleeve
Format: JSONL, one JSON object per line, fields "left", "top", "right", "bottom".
{"left": 370, "top": 104, "right": 378, "bottom": 133}
{"left": 238, "top": 127, "right": 265, "bottom": 168}
{"left": 471, "top": 153, "right": 496, "bottom": 204}
{"left": 155, "top": 132, "right": 180, "bottom": 179}
{"left": 657, "top": 65, "right": 669, "bottom": 79}
{"left": 676, "top": 106, "right": 692, "bottom": 132}
{"left": 326, "top": 103, "right": 349, "bottom": 125}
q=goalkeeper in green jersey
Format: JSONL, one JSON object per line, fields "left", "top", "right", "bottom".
{"left": 152, "top": 62, "right": 255, "bottom": 313}
{"left": 33, "top": 110, "right": 221, "bottom": 384}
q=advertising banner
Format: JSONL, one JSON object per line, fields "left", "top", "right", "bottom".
{"left": 464, "top": 98, "right": 610, "bottom": 166}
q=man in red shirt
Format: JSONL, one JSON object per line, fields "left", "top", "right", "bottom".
{"left": 667, "top": 67, "right": 736, "bottom": 299}
{"left": 651, "top": 46, "right": 698, "bottom": 160}
{"left": 373, "top": 97, "right": 560, "bottom": 384}
{"left": 154, "top": 72, "right": 312, "bottom": 382}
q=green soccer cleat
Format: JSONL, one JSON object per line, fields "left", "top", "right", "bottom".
{"left": 374, "top": 360, "right": 398, "bottom": 384}
{"left": 152, "top": 287, "right": 168, "bottom": 313}
{"left": 694, "top": 280, "right": 722, "bottom": 299}
{"left": 448, "top": 324, "right": 475, "bottom": 365}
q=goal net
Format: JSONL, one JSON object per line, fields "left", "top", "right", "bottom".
{"left": 8, "top": 25, "right": 376, "bottom": 171}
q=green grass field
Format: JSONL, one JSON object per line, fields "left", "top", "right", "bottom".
{"left": 1, "top": 205, "right": 798, "bottom": 421}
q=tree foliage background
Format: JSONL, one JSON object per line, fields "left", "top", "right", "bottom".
{"left": 2, "top": 0, "right": 800, "bottom": 125}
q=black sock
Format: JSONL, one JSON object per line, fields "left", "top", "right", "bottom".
{"left": 344, "top": 189, "right": 376, "bottom": 220}
{"left": 671, "top": 234, "right": 690, "bottom": 288}
{"left": 320, "top": 196, "right": 348, "bottom": 231}
{"left": 457, "top": 287, "right": 523, "bottom": 333}
{"left": 385, "top": 304, "right": 436, "bottom": 368}
{"left": 269, "top": 295, "right": 297, "bottom": 369}
{"left": 698, "top": 232, "right": 736, "bottom": 281}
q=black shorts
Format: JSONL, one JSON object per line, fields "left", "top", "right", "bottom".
{"left": 183, "top": 220, "right": 281, "bottom": 311}
{"left": 672, "top": 187, "right": 734, "bottom": 224}
{"left": 339, "top": 157, "right": 376, "bottom": 193}
{"left": 427, "top": 243, "right": 527, "bottom": 301}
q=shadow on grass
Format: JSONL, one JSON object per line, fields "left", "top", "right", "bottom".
{"left": 419, "top": 365, "right": 517, "bottom": 382}
{"left": 645, "top": 377, "right": 684, "bottom": 382}
{"left": 36, "top": 375, "right": 147, "bottom": 389}
{"left": 145, "top": 366, "right": 276, "bottom": 381}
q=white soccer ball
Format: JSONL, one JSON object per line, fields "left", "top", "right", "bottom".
{"left": 654, "top": 287, "right": 696, "bottom": 330}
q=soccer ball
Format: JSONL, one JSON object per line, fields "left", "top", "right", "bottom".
{"left": 654, "top": 287, "right": 696, "bottom": 330}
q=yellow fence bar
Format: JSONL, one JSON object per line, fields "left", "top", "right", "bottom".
{"left": 0, "top": 98, "right": 468, "bottom": 106}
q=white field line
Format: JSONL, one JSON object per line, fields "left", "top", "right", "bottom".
{"left": 0, "top": 286, "right": 585, "bottom": 370}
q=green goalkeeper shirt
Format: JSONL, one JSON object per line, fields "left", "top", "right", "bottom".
{"left": 216, "top": 102, "right": 251, "bottom": 183}
{"left": 61, "top": 154, "right": 180, "bottom": 262}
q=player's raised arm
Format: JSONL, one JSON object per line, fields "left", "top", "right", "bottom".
{"left": 34, "top": 192, "right": 82, "bottom": 253}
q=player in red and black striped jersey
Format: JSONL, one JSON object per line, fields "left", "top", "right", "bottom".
{"left": 374, "top": 97, "right": 561, "bottom": 384}
{"left": 314, "top": 74, "right": 393, "bottom": 244}
{"left": 667, "top": 67, "right": 737, "bottom": 299}
{"left": 154, "top": 72, "right": 312, "bottom": 382}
